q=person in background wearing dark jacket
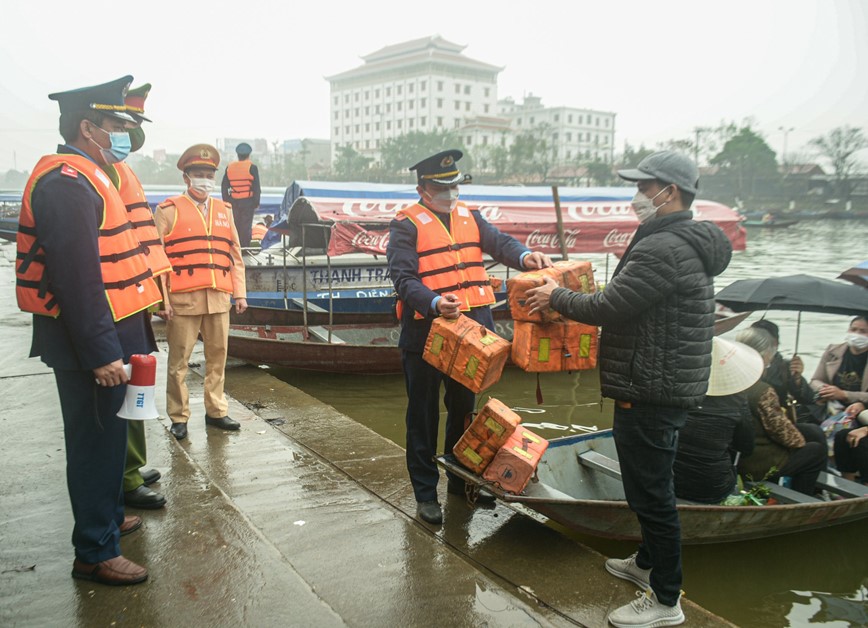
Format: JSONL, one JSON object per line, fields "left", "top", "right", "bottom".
{"left": 526, "top": 151, "right": 732, "bottom": 628}
{"left": 674, "top": 337, "right": 761, "bottom": 503}
{"left": 387, "top": 149, "right": 551, "bottom": 526}
{"left": 221, "top": 142, "right": 261, "bottom": 249}
{"left": 750, "top": 319, "right": 820, "bottom": 423}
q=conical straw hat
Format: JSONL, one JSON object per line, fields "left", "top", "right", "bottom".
{"left": 707, "top": 337, "right": 764, "bottom": 396}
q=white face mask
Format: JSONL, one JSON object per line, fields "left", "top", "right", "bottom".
{"left": 426, "top": 187, "right": 459, "bottom": 213}
{"left": 631, "top": 186, "right": 671, "bottom": 223}
{"left": 844, "top": 332, "right": 868, "bottom": 351}
{"left": 189, "top": 177, "right": 215, "bottom": 196}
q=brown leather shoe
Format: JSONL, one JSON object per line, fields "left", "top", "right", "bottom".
{"left": 72, "top": 556, "right": 148, "bottom": 586}
{"left": 119, "top": 515, "right": 142, "bottom": 536}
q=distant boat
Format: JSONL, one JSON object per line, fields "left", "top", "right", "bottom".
{"left": 438, "top": 429, "right": 868, "bottom": 544}
{"left": 742, "top": 218, "right": 799, "bottom": 228}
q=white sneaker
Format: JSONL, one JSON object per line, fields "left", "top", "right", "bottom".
{"left": 608, "top": 590, "right": 684, "bottom": 628}
{"left": 605, "top": 552, "right": 652, "bottom": 590}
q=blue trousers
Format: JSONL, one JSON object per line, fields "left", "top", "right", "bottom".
{"left": 54, "top": 369, "right": 128, "bottom": 563}
{"left": 613, "top": 403, "right": 687, "bottom": 607}
{"left": 402, "top": 351, "right": 474, "bottom": 502}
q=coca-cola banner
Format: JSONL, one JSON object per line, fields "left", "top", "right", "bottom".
{"left": 316, "top": 197, "right": 745, "bottom": 257}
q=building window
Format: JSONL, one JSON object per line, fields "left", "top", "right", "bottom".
{"left": 566, "top": 132, "right": 572, "bottom": 141}
{"left": 365, "top": 106, "right": 369, "bottom": 115}
{"left": 397, "top": 102, "right": 402, "bottom": 111}
{"left": 466, "top": 136, "right": 472, "bottom": 145}
{"left": 344, "top": 110, "right": 349, "bottom": 118}
{"left": 464, "top": 85, "right": 470, "bottom": 95}
{"left": 397, "top": 85, "right": 402, "bottom": 95}
{"left": 376, "top": 139, "right": 380, "bottom": 148}
{"left": 437, "top": 116, "right": 443, "bottom": 126}
{"left": 386, "top": 121, "right": 391, "bottom": 130}
{"left": 365, "top": 140, "right": 369, "bottom": 148}
{"left": 364, "top": 91, "right": 369, "bottom": 100}
{"left": 454, "top": 101, "right": 460, "bottom": 110}
{"left": 375, "top": 88, "right": 380, "bottom": 98}
{"left": 375, "top": 105, "right": 380, "bottom": 114}
{"left": 344, "top": 94, "right": 349, "bottom": 104}
{"left": 566, "top": 150, "right": 571, "bottom": 159}
{"left": 365, "top": 123, "right": 370, "bottom": 131}
{"left": 334, "top": 126, "right": 339, "bottom": 135}
{"left": 408, "top": 83, "right": 414, "bottom": 93}
{"left": 465, "top": 102, "right": 470, "bottom": 111}
{"left": 454, "top": 83, "right": 460, "bottom": 94}
{"left": 397, "top": 120, "right": 402, "bottom": 129}
{"left": 578, "top": 115, "right": 583, "bottom": 124}
{"left": 409, "top": 119, "right": 414, "bottom": 128}
{"left": 553, "top": 133, "right": 558, "bottom": 141}
{"left": 354, "top": 93, "right": 359, "bottom": 102}
{"left": 454, "top": 120, "right": 460, "bottom": 128}
{"left": 421, "top": 116, "right": 426, "bottom": 126}
{"left": 408, "top": 100, "right": 414, "bottom": 109}
{"left": 484, "top": 87, "right": 490, "bottom": 97}
{"left": 375, "top": 122, "right": 380, "bottom": 131}
{"left": 484, "top": 104, "right": 489, "bottom": 113}
{"left": 333, "top": 96, "right": 338, "bottom": 105}
{"left": 568, "top": 114, "right": 573, "bottom": 123}
{"left": 334, "top": 111, "right": 339, "bottom": 120}
{"left": 596, "top": 117, "right": 600, "bottom": 127}
{"left": 554, "top": 114, "right": 559, "bottom": 122}
{"left": 530, "top": 116, "right": 535, "bottom": 124}
{"left": 437, "top": 98, "right": 443, "bottom": 108}
{"left": 354, "top": 108, "right": 359, "bottom": 116}
{"left": 386, "top": 103, "right": 391, "bottom": 112}
{"left": 437, "top": 81, "right": 443, "bottom": 91}
{"left": 517, "top": 118, "right": 522, "bottom": 125}
{"left": 345, "top": 126, "right": 350, "bottom": 134}
{"left": 421, "top": 81, "right": 427, "bottom": 91}
{"left": 355, "top": 125, "right": 359, "bottom": 133}
{"left": 482, "top": 135, "right": 488, "bottom": 145}
{"left": 386, "top": 87, "right": 391, "bottom": 96}
{"left": 421, "top": 98, "right": 426, "bottom": 107}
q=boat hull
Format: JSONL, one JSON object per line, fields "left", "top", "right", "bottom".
{"left": 438, "top": 430, "right": 868, "bottom": 544}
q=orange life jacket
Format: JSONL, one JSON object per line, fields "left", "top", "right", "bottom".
{"left": 115, "top": 162, "right": 172, "bottom": 277}
{"left": 397, "top": 202, "right": 495, "bottom": 319}
{"left": 16, "top": 154, "right": 162, "bottom": 321}
{"left": 226, "top": 161, "right": 254, "bottom": 200}
{"left": 250, "top": 222, "right": 268, "bottom": 242}
{"left": 160, "top": 195, "right": 235, "bottom": 294}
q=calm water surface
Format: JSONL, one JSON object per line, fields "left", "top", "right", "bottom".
{"left": 273, "top": 219, "right": 868, "bottom": 627}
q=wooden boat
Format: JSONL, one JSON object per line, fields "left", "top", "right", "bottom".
{"left": 742, "top": 219, "right": 799, "bottom": 228}
{"left": 228, "top": 322, "right": 404, "bottom": 374}
{"left": 437, "top": 429, "right": 868, "bottom": 544}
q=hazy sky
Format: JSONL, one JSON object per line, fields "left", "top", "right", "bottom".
{"left": 2, "top": 0, "right": 866, "bottom": 174}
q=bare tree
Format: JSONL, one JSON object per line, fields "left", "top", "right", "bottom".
{"left": 809, "top": 126, "right": 867, "bottom": 199}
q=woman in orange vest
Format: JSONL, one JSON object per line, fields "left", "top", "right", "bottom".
{"left": 386, "top": 149, "right": 551, "bottom": 525}
{"left": 155, "top": 144, "right": 247, "bottom": 442}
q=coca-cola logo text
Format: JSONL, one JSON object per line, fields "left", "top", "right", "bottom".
{"left": 350, "top": 230, "right": 390, "bottom": 251}
{"left": 341, "top": 199, "right": 414, "bottom": 218}
{"left": 602, "top": 229, "right": 633, "bottom": 249}
{"left": 566, "top": 203, "right": 634, "bottom": 220}
{"left": 525, "top": 229, "right": 580, "bottom": 250}
{"left": 476, "top": 205, "right": 503, "bottom": 222}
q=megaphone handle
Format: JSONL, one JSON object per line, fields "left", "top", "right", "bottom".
{"left": 123, "top": 363, "right": 132, "bottom": 379}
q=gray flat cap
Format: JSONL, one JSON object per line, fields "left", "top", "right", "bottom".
{"left": 618, "top": 150, "right": 699, "bottom": 194}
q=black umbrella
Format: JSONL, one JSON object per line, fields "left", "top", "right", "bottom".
{"left": 838, "top": 260, "right": 868, "bottom": 289}
{"left": 715, "top": 274, "right": 868, "bottom": 352}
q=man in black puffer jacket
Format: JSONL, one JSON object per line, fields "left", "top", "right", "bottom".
{"left": 527, "top": 151, "right": 732, "bottom": 628}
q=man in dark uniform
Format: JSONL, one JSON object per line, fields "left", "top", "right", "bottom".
{"left": 17, "top": 76, "right": 159, "bottom": 585}
{"left": 221, "top": 142, "right": 261, "bottom": 249}
{"left": 386, "top": 150, "right": 551, "bottom": 525}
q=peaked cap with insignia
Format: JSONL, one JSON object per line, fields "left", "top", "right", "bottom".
{"left": 177, "top": 144, "right": 220, "bottom": 171}
{"left": 125, "top": 83, "right": 152, "bottom": 123}
{"left": 48, "top": 76, "right": 136, "bottom": 123}
{"left": 410, "top": 149, "right": 471, "bottom": 185}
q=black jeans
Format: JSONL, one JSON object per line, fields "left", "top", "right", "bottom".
{"left": 613, "top": 403, "right": 687, "bottom": 607}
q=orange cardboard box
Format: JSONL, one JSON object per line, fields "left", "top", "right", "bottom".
{"left": 423, "top": 314, "right": 511, "bottom": 393}
{"left": 507, "top": 260, "right": 596, "bottom": 323}
{"left": 482, "top": 427, "right": 550, "bottom": 494}
{"left": 511, "top": 319, "right": 598, "bottom": 372}
{"left": 453, "top": 398, "right": 522, "bottom": 474}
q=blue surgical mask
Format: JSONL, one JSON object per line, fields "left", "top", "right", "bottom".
{"left": 89, "top": 124, "right": 131, "bottom": 164}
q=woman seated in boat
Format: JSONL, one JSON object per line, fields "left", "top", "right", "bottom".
{"left": 809, "top": 315, "right": 868, "bottom": 422}
{"left": 674, "top": 338, "right": 760, "bottom": 503}
{"left": 833, "top": 402, "right": 868, "bottom": 484}
{"left": 750, "top": 319, "right": 822, "bottom": 424}
{"left": 734, "top": 327, "right": 827, "bottom": 496}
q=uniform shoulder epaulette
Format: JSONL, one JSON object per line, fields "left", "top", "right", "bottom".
{"left": 157, "top": 198, "right": 177, "bottom": 209}
{"left": 59, "top": 163, "right": 79, "bottom": 179}
{"left": 394, "top": 213, "right": 408, "bottom": 221}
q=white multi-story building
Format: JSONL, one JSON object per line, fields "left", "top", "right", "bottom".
{"left": 326, "top": 35, "right": 502, "bottom": 165}
{"left": 498, "top": 95, "right": 617, "bottom": 163}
